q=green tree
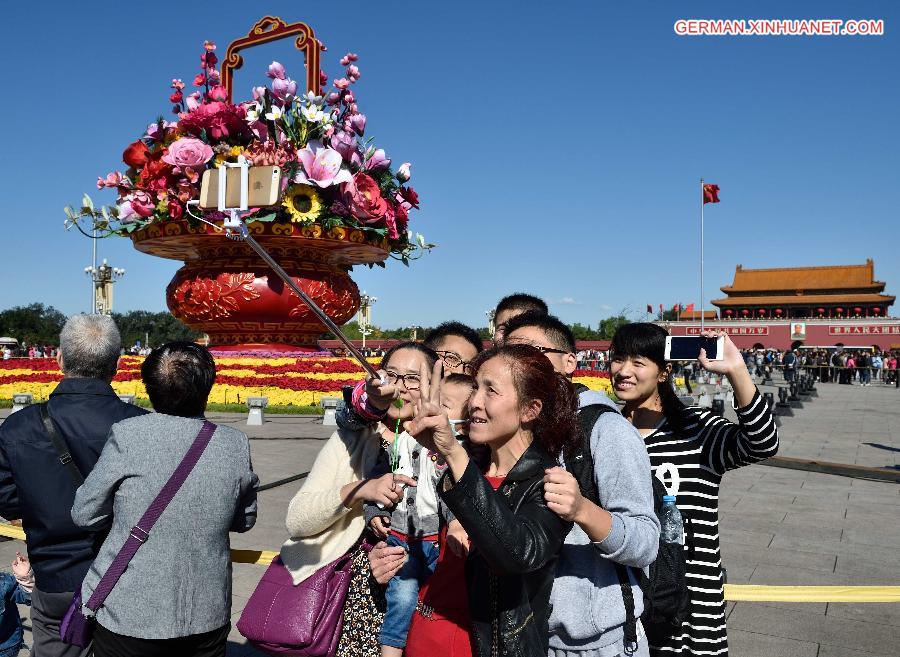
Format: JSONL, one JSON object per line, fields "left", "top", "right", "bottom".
{"left": 598, "top": 315, "right": 630, "bottom": 339}
{"left": 111, "top": 310, "right": 199, "bottom": 348}
{"left": 0, "top": 303, "right": 67, "bottom": 345}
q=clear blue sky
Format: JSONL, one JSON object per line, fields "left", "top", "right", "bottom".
{"left": 2, "top": 1, "right": 898, "bottom": 330}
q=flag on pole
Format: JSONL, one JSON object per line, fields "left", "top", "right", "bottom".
{"left": 685, "top": 303, "right": 695, "bottom": 313}
{"left": 703, "top": 184, "right": 720, "bottom": 204}
{"left": 659, "top": 304, "right": 663, "bottom": 314}
{"left": 672, "top": 303, "right": 680, "bottom": 312}
{"left": 646, "top": 304, "right": 653, "bottom": 314}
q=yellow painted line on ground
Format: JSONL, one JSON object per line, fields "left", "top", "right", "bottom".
{"left": 1, "top": 525, "right": 897, "bottom": 600}
{"left": 724, "top": 584, "right": 900, "bottom": 603}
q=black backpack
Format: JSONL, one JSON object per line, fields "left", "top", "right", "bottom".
{"left": 566, "top": 391, "right": 690, "bottom": 644}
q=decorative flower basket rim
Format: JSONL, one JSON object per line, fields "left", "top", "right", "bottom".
{"left": 130, "top": 218, "right": 390, "bottom": 264}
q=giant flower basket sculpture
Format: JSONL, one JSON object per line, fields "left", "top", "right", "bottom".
{"left": 67, "top": 17, "right": 430, "bottom": 350}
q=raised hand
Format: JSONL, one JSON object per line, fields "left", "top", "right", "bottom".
{"left": 365, "top": 369, "right": 400, "bottom": 411}
{"left": 407, "top": 360, "right": 459, "bottom": 457}
{"left": 698, "top": 332, "right": 744, "bottom": 376}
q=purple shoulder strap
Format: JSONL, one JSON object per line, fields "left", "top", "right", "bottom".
{"left": 84, "top": 420, "right": 217, "bottom": 612}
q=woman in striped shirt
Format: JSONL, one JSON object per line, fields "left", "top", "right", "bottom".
{"left": 609, "top": 324, "right": 778, "bottom": 656}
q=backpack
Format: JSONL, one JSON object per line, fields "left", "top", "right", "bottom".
{"left": 565, "top": 389, "right": 690, "bottom": 644}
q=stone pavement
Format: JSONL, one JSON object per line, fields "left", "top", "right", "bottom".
{"left": 0, "top": 378, "right": 898, "bottom": 655}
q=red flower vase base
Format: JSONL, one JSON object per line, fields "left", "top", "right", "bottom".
{"left": 132, "top": 220, "right": 389, "bottom": 351}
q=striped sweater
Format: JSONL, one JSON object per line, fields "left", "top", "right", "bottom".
{"left": 645, "top": 390, "right": 778, "bottom": 656}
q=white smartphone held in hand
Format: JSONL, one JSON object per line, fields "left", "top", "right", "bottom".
{"left": 665, "top": 335, "right": 725, "bottom": 361}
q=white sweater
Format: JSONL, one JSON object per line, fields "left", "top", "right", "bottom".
{"left": 281, "top": 426, "right": 384, "bottom": 584}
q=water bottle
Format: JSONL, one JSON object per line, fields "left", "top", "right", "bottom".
{"left": 660, "top": 495, "right": 684, "bottom": 545}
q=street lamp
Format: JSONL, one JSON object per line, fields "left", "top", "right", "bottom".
{"left": 358, "top": 291, "right": 377, "bottom": 351}
{"left": 85, "top": 258, "right": 125, "bottom": 314}
{"left": 486, "top": 309, "right": 496, "bottom": 337}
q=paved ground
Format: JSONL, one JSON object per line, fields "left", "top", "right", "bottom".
{"left": 1, "top": 376, "right": 898, "bottom": 655}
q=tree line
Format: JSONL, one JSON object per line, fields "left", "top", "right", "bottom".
{"left": 0, "top": 303, "right": 631, "bottom": 348}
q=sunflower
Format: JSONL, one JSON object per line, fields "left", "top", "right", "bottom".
{"left": 282, "top": 184, "right": 322, "bottom": 224}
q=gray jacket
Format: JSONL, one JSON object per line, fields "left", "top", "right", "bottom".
{"left": 548, "top": 389, "right": 660, "bottom": 654}
{"left": 71, "top": 414, "right": 258, "bottom": 639}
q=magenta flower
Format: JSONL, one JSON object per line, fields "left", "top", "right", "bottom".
{"left": 130, "top": 191, "right": 156, "bottom": 218}
{"left": 162, "top": 138, "right": 214, "bottom": 169}
{"left": 334, "top": 78, "right": 350, "bottom": 90}
{"left": 350, "top": 113, "right": 366, "bottom": 136}
{"left": 294, "top": 143, "right": 353, "bottom": 188}
{"left": 365, "top": 149, "right": 390, "bottom": 171}
{"left": 208, "top": 85, "right": 228, "bottom": 102}
{"left": 330, "top": 130, "right": 358, "bottom": 162}
{"left": 252, "top": 86, "right": 267, "bottom": 101}
{"left": 271, "top": 77, "right": 297, "bottom": 100}
{"left": 96, "top": 172, "right": 124, "bottom": 189}
{"left": 347, "top": 65, "right": 360, "bottom": 81}
{"left": 267, "top": 61, "right": 286, "bottom": 80}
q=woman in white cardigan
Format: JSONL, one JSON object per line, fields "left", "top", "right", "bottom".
{"left": 281, "top": 342, "right": 438, "bottom": 657}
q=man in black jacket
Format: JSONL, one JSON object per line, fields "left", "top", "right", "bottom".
{"left": 0, "top": 314, "right": 147, "bottom": 657}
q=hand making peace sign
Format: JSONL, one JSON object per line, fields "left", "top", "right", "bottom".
{"left": 407, "top": 359, "right": 462, "bottom": 458}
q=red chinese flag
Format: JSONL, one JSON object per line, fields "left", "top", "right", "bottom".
{"left": 703, "top": 184, "right": 720, "bottom": 204}
{"left": 647, "top": 304, "right": 653, "bottom": 313}
{"left": 684, "top": 303, "right": 695, "bottom": 313}
{"left": 672, "top": 303, "right": 680, "bottom": 312}
{"left": 659, "top": 304, "right": 664, "bottom": 313}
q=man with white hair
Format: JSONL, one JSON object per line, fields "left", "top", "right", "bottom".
{"left": 0, "top": 314, "right": 147, "bottom": 657}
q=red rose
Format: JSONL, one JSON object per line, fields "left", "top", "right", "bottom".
{"left": 123, "top": 140, "right": 150, "bottom": 168}
{"left": 399, "top": 186, "right": 419, "bottom": 209}
{"left": 340, "top": 173, "right": 389, "bottom": 224}
{"left": 167, "top": 199, "right": 184, "bottom": 220}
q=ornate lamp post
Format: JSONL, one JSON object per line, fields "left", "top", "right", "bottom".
{"left": 84, "top": 259, "right": 125, "bottom": 315}
{"left": 358, "top": 291, "right": 377, "bottom": 351}
{"left": 486, "top": 309, "right": 496, "bottom": 337}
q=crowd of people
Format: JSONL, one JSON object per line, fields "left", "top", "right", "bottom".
{"left": 0, "top": 292, "right": 782, "bottom": 657}
{"left": 737, "top": 347, "right": 900, "bottom": 387}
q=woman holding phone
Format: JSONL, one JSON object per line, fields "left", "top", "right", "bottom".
{"left": 409, "top": 344, "right": 578, "bottom": 657}
{"left": 608, "top": 324, "right": 778, "bottom": 657}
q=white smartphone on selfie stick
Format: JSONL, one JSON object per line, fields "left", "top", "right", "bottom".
{"left": 665, "top": 335, "right": 725, "bottom": 361}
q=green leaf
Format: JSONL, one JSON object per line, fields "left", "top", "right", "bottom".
{"left": 250, "top": 212, "right": 278, "bottom": 223}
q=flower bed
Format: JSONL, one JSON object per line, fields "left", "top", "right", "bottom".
{"left": 1, "top": 358, "right": 612, "bottom": 407}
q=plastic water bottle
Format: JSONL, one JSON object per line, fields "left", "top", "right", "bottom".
{"left": 660, "top": 495, "right": 684, "bottom": 545}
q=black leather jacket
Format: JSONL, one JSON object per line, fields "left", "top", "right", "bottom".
{"left": 439, "top": 444, "right": 572, "bottom": 657}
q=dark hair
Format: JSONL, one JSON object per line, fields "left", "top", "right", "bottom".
{"left": 503, "top": 311, "right": 576, "bottom": 353}
{"left": 609, "top": 323, "right": 685, "bottom": 425}
{"left": 470, "top": 344, "right": 579, "bottom": 459}
{"left": 141, "top": 341, "right": 216, "bottom": 417}
{"left": 424, "top": 322, "right": 484, "bottom": 356}
{"left": 443, "top": 372, "right": 476, "bottom": 388}
{"left": 495, "top": 293, "right": 548, "bottom": 317}
{"left": 379, "top": 341, "right": 439, "bottom": 371}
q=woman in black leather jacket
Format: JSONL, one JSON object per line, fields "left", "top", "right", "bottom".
{"left": 410, "top": 344, "right": 580, "bottom": 657}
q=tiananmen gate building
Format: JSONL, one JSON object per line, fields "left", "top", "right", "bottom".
{"left": 664, "top": 260, "right": 900, "bottom": 350}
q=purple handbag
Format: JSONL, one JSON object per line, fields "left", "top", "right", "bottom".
{"left": 236, "top": 543, "right": 368, "bottom": 656}
{"left": 60, "top": 420, "right": 218, "bottom": 647}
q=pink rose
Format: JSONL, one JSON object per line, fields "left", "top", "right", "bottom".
{"left": 130, "top": 191, "right": 156, "bottom": 218}
{"left": 162, "top": 138, "right": 214, "bottom": 168}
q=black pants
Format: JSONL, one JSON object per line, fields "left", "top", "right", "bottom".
{"left": 30, "top": 587, "right": 92, "bottom": 657}
{"left": 92, "top": 623, "right": 229, "bottom": 657}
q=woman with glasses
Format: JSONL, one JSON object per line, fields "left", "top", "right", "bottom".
{"left": 280, "top": 342, "right": 436, "bottom": 657}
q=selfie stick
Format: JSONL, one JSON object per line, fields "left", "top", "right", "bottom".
{"left": 218, "top": 158, "right": 383, "bottom": 382}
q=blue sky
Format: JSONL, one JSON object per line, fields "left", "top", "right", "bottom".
{"left": 2, "top": 1, "right": 898, "bottom": 330}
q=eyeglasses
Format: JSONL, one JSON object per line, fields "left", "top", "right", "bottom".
{"left": 507, "top": 341, "right": 570, "bottom": 356}
{"left": 384, "top": 371, "right": 421, "bottom": 390}
{"left": 435, "top": 350, "right": 473, "bottom": 372}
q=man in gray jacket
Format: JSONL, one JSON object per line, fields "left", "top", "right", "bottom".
{"left": 504, "top": 312, "right": 660, "bottom": 657}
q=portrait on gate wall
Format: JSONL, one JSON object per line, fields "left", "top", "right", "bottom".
{"left": 791, "top": 322, "right": 806, "bottom": 341}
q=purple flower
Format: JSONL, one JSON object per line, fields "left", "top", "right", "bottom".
{"left": 325, "top": 92, "right": 341, "bottom": 105}
{"left": 365, "top": 148, "right": 391, "bottom": 171}
{"left": 271, "top": 76, "right": 297, "bottom": 101}
{"left": 330, "top": 130, "right": 358, "bottom": 162}
{"left": 294, "top": 143, "right": 353, "bottom": 188}
{"left": 267, "top": 61, "right": 286, "bottom": 80}
{"left": 350, "top": 114, "right": 366, "bottom": 136}
{"left": 252, "top": 86, "right": 267, "bottom": 101}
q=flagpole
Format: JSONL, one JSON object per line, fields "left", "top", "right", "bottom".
{"left": 700, "top": 178, "right": 705, "bottom": 333}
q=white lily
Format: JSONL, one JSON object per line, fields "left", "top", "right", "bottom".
{"left": 245, "top": 103, "right": 262, "bottom": 122}
{"left": 265, "top": 105, "right": 284, "bottom": 121}
{"left": 301, "top": 104, "right": 326, "bottom": 123}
